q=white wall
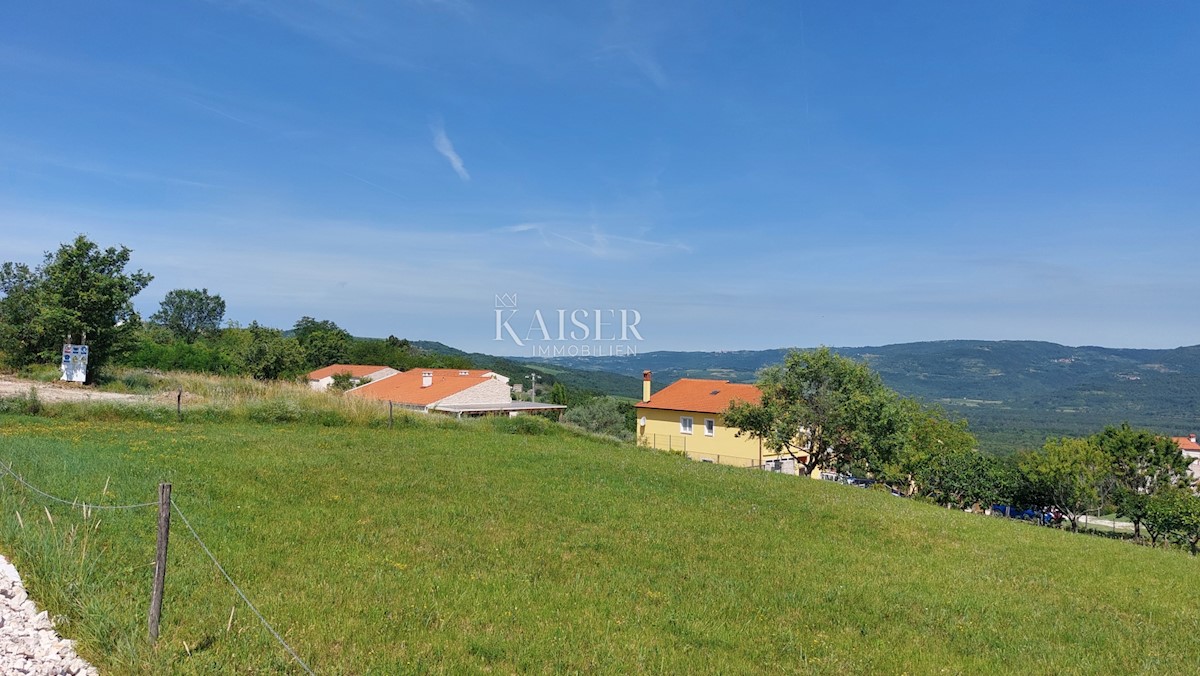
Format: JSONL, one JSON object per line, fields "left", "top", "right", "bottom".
{"left": 435, "top": 378, "right": 514, "bottom": 407}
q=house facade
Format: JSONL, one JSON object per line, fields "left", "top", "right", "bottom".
{"left": 635, "top": 371, "right": 810, "bottom": 473}
{"left": 307, "top": 364, "right": 399, "bottom": 391}
{"left": 1172, "top": 433, "right": 1200, "bottom": 481}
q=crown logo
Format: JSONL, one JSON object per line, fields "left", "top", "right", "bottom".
{"left": 494, "top": 293, "right": 518, "bottom": 309}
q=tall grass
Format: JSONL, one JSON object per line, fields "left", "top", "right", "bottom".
{"left": 0, "top": 378, "right": 1199, "bottom": 672}
{"left": 1, "top": 369, "right": 413, "bottom": 428}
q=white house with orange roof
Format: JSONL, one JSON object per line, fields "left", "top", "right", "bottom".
{"left": 307, "top": 364, "right": 399, "bottom": 391}
{"left": 1172, "top": 433, "right": 1200, "bottom": 481}
{"left": 635, "top": 370, "right": 812, "bottom": 473}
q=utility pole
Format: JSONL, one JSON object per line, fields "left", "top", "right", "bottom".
{"left": 526, "top": 373, "right": 538, "bottom": 402}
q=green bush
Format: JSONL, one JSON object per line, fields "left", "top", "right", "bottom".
{"left": 0, "top": 388, "right": 42, "bottom": 415}
{"left": 561, "top": 396, "right": 634, "bottom": 441}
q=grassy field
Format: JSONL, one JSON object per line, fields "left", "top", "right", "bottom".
{"left": 0, "top": 405, "right": 1199, "bottom": 673}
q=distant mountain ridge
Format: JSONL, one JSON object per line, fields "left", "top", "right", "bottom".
{"left": 514, "top": 340, "right": 1200, "bottom": 453}
{"left": 407, "top": 340, "right": 643, "bottom": 400}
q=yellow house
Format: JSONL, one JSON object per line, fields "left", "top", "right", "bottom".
{"left": 635, "top": 371, "right": 811, "bottom": 473}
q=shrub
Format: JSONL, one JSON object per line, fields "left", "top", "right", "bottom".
{"left": 0, "top": 388, "right": 42, "bottom": 416}
{"left": 562, "top": 396, "right": 634, "bottom": 441}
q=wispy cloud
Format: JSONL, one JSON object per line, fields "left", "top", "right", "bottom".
{"left": 210, "top": 1, "right": 474, "bottom": 70}
{"left": 595, "top": 43, "right": 667, "bottom": 88}
{"left": 430, "top": 120, "right": 471, "bottom": 182}
{"left": 337, "top": 169, "right": 407, "bottom": 199}
{"left": 180, "top": 96, "right": 253, "bottom": 126}
{"left": 0, "top": 140, "right": 222, "bottom": 189}
{"left": 594, "top": 1, "right": 670, "bottom": 89}
{"left": 499, "top": 221, "right": 690, "bottom": 259}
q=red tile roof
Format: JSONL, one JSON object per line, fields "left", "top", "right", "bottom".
{"left": 635, "top": 378, "right": 761, "bottom": 414}
{"left": 307, "top": 364, "right": 391, "bottom": 380}
{"left": 346, "top": 369, "right": 503, "bottom": 406}
{"left": 1172, "top": 436, "right": 1200, "bottom": 453}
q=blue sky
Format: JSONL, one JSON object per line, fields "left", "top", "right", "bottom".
{"left": 2, "top": 1, "right": 1197, "bottom": 355}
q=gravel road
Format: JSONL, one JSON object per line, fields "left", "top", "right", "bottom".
{"left": 0, "top": 376, "right": 145, "bottom": 404}
{"left": 0, "top": 555, "right": 96, "bottom": 675}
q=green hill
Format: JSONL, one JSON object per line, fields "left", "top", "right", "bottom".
{"left": 522, "top": 340, "right": 1200, "bottom": 452}
{"left": 1, "top": 410, "right": 1198, "bottom": 672}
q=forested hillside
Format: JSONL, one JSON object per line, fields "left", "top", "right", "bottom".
{"left": 520, "top": 341, "right": 1200, "bottom": 453}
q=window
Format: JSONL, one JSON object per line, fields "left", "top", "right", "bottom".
{"left": 680, "top": 416, "right": 693, "bottom": 435}
{"left": 704, "top": 419, "right": 715, "bottom": 437}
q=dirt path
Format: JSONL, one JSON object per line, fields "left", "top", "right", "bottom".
{"left": 0, "top": 376, "right": 146, "bottom": 404}
{"left": 1078, "top": 515, "right": 1136, "bottom": 532}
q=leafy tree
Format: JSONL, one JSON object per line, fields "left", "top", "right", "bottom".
{"left": 122, "top": 330, "right": 236, "bottom": 373}
{"left": 890, "top": 404, "right": 1024, "bottom": 511}
{"left": 548, "top": 382, "right": 569, "bottom": 406}
{"left": 880, "top": 401, "right": 977, "bottom": 496}
{"left": 908, "top": 448, "right": 1020, "bottom": 511}
{"left": 292, "top": 316, "right": 344, "bottom": 343}
{"left": 0, "top": 262, "right": 41, "bottom": 365}
{"left": 1113, "top": 489, "right": 1152, "bottom": 541}
{"left": 726, "top": 347, "right": 895, "bottom": 477}
{"left": 330, "top": 372, "right": 369, "bottom": 392}
{"left": 0, "top": 235, "right": 152, "bottom": 380}
{"left": 150, "top": 288, "right": 226, "bottom": 342}
{"left": 1143, "top": 488, "right": 1188, "bottom": 547}
{"left": 562, "top": 396, "right": 634, "bottom": 441}
{"left": 1093, "top": 423, "right": 1191, "bottom": 539}
{"left": 1019, "top": 437, "right": 1112, "bottom": 532}
{"left": 1174, "top": 493, "right": 1200, "bottom": 556}
{"left": 225, "top": 322, "right": 305, "bottom": 380}
{"left": 293, "top": 316, "right": 352, "bottom": 369}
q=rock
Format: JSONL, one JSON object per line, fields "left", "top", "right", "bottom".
{"left": 0, "top": 555, "right": 97, "bottom": 676}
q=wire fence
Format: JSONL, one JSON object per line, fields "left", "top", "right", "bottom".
{"left": 0, "top": 461, "right": 314, "bottom": 674}
{"left": 170, "top": 499, "right": 314, "bottom": 674}
{"left": 0, "top": 463, "right": 158, "bottom": 510}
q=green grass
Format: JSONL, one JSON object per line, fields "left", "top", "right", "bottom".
{"left": 0, "top": 412, "right": 1199, "bottom": 673}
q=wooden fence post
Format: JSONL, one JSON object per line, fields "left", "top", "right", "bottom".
{"left": 176, "top": 388, "right": 182, "bottom": 421}
{"left": 149, "top": 482, "right": 172, "bottom": 643}
{"left": 389, "top": 401, "right": 394, "bottom": 429}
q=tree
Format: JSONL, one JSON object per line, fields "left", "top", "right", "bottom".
{"left": 0, "top": 236, "right": 152, "bottom": 379}
{"left": 548, "top": 382, "right": 569, "bottom": 406}
{"left": 1094, "top": 423, "right": 1191, "bottom": 539}
{"left": 225, "top": 322, "right": 306, "bottom": 380}
{"left": 329, "top": 372, "right": 369, "bottom": 392}
{"left": 1143, "top": 488, "right": 1188, "bottom": 547}
{"left": 292, "top": 316, "right": 351, "bottom": 369}
{"left": 906, "top": 448, "right": 1020, "bottom": 511}
{"left": 880, "top": 400, "right": 977, "bottom": 496}
{"left": 725, "top": 347, "right": 896, "bottom": 477}
{"left": 1176, "top": 493, "right": 1200, "bottom": 556}
{"left": 1019, "top": 437, "right": 1112, "bottom": 532}
{"left": 150, "top": 288, "right": 226, "bottom": 342}
{"left": 562, "top": 396, "right": 634, "bottom": 441}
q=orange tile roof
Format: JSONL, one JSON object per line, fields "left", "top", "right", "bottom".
{"left": 346, "top": 369, "right": 503, "bottom": 406}
{"left": 307, "top": 364, "right": 391, "bottom": 380}
{"left": 636, "top": 378, "right": 761, "bottom": 414}
{"left": 1172, "top": 436, "right": 1200, "bottom": 453}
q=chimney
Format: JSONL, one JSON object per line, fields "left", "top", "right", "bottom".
{"left": 642, "top": 370, "right": 652, "bottom": 403}
{"left": 1191, "top": 433, "right": 1197, "bottom": 444}
{"left": 421, "top": 371, "right": 433, "bottom": 388}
